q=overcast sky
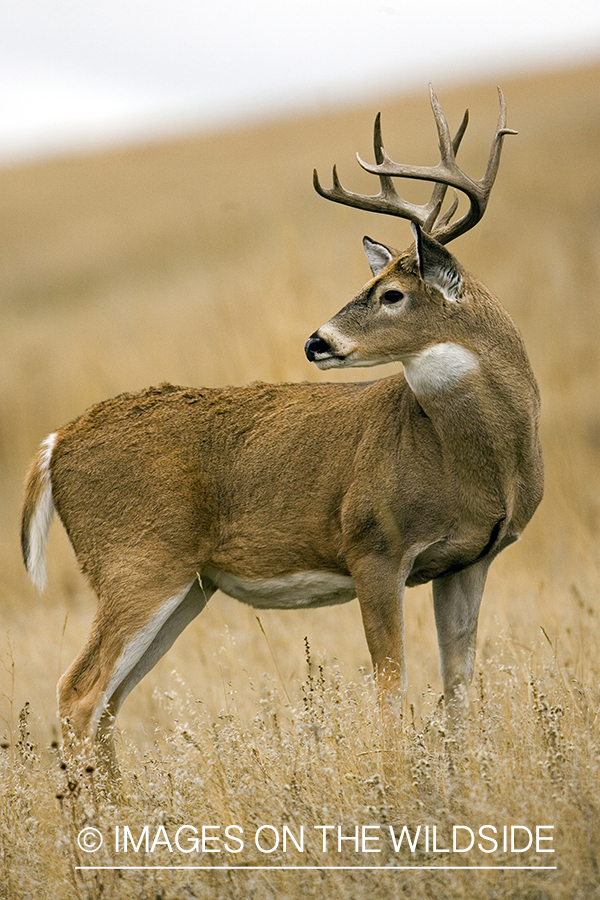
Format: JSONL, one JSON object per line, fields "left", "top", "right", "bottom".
{"left": 1, "top": 0, "right": 600, "bottom": 165}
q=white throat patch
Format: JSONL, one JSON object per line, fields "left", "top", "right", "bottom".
{"left": 403, "top": 342, "right": 479, "bottom": 395}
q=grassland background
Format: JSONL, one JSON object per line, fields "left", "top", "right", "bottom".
{"left": 1, "top": 62, "right": 600, "bottom": 898}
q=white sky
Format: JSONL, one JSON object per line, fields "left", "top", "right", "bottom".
{"left": 1, "top": 0, "right": 600, "bottom": 164}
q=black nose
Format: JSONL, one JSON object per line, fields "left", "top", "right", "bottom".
{"left": 305, "top": 333, "right": 331, "bottom": 362}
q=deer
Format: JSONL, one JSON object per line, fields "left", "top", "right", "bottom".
{"left": 21, "top": 87, "right": 543, "bottom": 778}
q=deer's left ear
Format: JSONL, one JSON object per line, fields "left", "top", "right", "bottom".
{"left": 363, "top": 236, "right": 395, "bottom": 277}
{"left": 411, "top": 222, "right": 464, "bottom": 302}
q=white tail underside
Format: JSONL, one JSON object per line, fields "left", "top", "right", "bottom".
{"left": 27, "top": 433, "right": 57, "bottom": 591}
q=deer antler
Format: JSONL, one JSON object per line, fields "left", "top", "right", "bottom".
{"left": 313, "top": 85, "right": 516, "bottom": 245}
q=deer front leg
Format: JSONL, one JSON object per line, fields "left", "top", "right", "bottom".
{"left": 351, "top": 555, "right": 408, "bottom": 699}
{"left": 432, "top": 556, "right": 490, "bottom": 717}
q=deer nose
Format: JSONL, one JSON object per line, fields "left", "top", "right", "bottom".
{"left": 305, "top": 333, "right": 331, "bottom": 362}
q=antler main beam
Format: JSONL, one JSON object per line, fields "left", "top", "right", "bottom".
{"left": 313, "top": 86, "right": 516, "bottom": 245}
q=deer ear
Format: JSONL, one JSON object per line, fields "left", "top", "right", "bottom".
{"left": 363, "top": 236, "right": 395, "bottom": 277}
{"left": 411, "top": 222, "right": 463, "bottom": 302}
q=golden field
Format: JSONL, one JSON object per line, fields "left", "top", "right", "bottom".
{"left": 1, "top": 61, "right": 600, "bottom": 898}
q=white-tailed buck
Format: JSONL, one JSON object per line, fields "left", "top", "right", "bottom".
{"left": 22, "top": 87, "right": 543, "bottom": 775}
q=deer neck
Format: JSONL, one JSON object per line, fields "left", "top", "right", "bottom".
{"left": 401, "top": 338, "right": 537, "bottom": 509}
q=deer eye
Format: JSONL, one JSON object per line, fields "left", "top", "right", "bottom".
{"left": 381, "top": 289, "right": 404, "bottom": 305}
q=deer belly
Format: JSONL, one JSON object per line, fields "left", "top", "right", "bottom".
{"left": 203, "top": 568, "right": 356, "bottom": 609}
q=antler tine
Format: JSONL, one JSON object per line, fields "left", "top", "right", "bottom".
{"left": 360, "top": 86, "right": 516, "bottom": 244}
{"left": 433, "top": 191, "right": 460, "bottom": 233}
{"left": 313, "top": 113, "right": 429, "bottom": 223}
{"left": 313, "top": 96, "right": 471, "bottom": 237}
{"left": 482, "top": 87, "right": 518, "bottom": 192}
{"left": 422, "top": 105, "right": 469, "bottom": 233}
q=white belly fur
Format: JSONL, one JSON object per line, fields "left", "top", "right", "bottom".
{"left": 203, "top": 568, "right": 356, "bottom": 609}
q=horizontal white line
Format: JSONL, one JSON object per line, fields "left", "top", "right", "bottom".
{"left": 76, "top": 865, "right": 557, "bottom": 871}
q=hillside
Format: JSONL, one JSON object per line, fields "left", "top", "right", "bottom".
{"left": 3, "top": 58, "right": 600, "bottom": 592}
{"left": 1, "top": 59, "right": 600, "bottom": 899}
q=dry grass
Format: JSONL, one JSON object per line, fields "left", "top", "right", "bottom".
{"left": 1, "top": 61, "right": 600, "bottom": 898}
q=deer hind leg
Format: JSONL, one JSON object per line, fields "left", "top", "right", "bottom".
{"left": 432, "top": 556, "right": 490, "bottom": 718}
{"left": 58, "top": 575, "right": 214, "bottom": 778}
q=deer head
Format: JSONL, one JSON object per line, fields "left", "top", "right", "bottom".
{"left": 305, "top": 87, "right": 516, "bottom": 378}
